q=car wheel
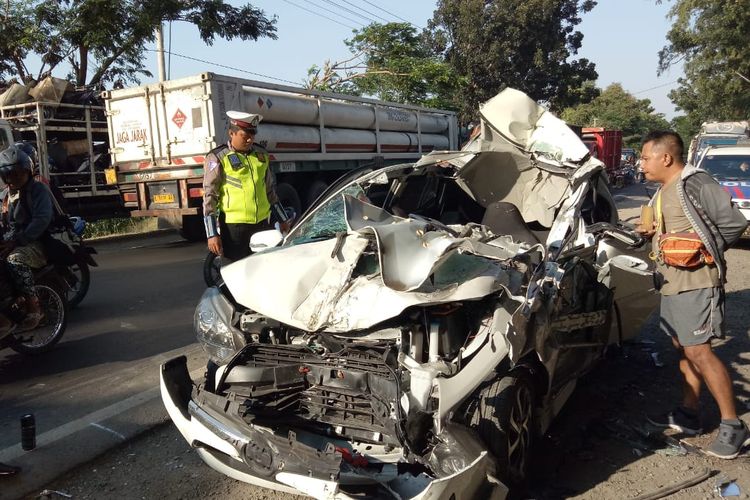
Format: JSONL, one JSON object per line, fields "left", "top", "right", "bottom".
{"left": 469, "top": 370, "right": 537, "bottom": 487}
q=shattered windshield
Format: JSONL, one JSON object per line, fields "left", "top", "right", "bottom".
{"left": 286, "top": 184, "right": 368, "bottom": 246}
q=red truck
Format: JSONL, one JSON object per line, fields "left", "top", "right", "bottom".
{"left": 582, "top": 127, "right": 623, "bottom": 173}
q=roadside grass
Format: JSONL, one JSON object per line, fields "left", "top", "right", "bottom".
{"left": 84, "top": 217, "right": 158, "bottom": 239}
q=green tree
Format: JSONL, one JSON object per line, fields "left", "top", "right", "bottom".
{"left": 0, "top": 0, "right": 277, "bottom": 88}
{"left": 561, "top": 84, "right": 671, "bottom": 147}
{"left": 306, "top": 22, "right": 462, "bottom": 110}
{"left": 657, "top": 0, "right": 750, "bottom": 121}
{"left": 430, "top": 0, "right": 599, "bottom": 121}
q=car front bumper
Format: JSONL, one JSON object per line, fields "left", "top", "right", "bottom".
{"left": 160, "top": 355, "right": 507, "bottom": 500}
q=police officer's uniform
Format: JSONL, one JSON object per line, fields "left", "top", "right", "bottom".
{"left": 202, "top": 111, "right": 288, "bottom": 261}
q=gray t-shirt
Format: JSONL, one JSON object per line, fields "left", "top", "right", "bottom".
{"left": 652, "top": 179, "right": 720, "bottom": 295}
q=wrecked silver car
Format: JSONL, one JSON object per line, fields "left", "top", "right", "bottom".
{"left": 160, "top": 88, "right": 659, "bottom": 499}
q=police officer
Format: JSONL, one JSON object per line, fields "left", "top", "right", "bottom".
{"left": 202, "top": 111, "right": 290, "bottom": 261}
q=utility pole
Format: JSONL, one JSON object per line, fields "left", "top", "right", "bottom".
{"left": 155, "top": 23, "right": 167, "bottom": 83}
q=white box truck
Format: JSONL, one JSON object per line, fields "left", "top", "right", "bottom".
{"left": 102, "top": 72, "right": 459, "bottom": 240}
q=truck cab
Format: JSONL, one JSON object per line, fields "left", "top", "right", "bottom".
{"left": 688, "top": 121, "right": 750, "bottom": 165}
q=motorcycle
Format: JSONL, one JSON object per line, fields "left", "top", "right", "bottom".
{"left": 611, "top": 165, "right": 636, "bottom": 189}
{"left": 58, "top": 216, "right": 98, "bottom": 308}
{"left": 0, "top": 265, "right": 68, "bottom": 355}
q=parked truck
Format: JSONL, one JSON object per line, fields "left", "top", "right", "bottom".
{"left": 0, "top": 100, "right": 122, "bottom": 217}
{"left": 581, "top": 127, "right": 623, "bottom": 173}
{"left": 102, "top": 72, "right": 459, "bottom": 240}
{"left": 687, "top": 120, "right": 750, "bottom": 166}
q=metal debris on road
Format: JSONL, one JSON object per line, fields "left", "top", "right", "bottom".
{"left": 715, "top": 475, "right": 741, "bottom": 498}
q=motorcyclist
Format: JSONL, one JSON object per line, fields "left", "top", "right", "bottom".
{"left": 0, "top": 146, "right": 54, "bottom": 331}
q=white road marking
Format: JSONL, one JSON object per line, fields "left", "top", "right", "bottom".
{"left": 0, "top": 365, "right": 204, "bottom": 463}
{"left": 90, "top": 422, "right": 126, "bottom": 441}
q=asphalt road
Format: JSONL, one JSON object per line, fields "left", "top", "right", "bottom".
{"left": 0, "top": 232, "right": 210, "bottom": 499}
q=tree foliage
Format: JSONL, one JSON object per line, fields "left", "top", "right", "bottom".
{"left": 429, "top": 0, "right": 599, "bottom": 121}
{"left": 305, "top": 23, "right": 463, "bottom": 110}
{"left": 0, "top": 0, "right": 277, "bottom": 88}
{"left": 561, "top": 84, "right": 671, "bottom": 147}
{"left": 658, "top": 0, "right": 750, "bottom": 121}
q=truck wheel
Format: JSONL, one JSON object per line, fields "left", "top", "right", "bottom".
{"left": 305, "top": 180, "right": 329, "bottom": 210}
{"left": 180, "top": 215, "right": 206, "bottom": 242}
{"left": 276, "top": 183, "right": 302, "bottom": 220}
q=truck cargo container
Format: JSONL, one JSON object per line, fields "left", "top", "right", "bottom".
{"left": 581, "top": 127, "right": 622, "bottom": 173}
{"left": 0, "top": 101, "right": 121, "bottom": 217}
{"left": 103, "top": 72, "right": 459, "bottom": 240}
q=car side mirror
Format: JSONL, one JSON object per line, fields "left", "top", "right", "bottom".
{"left": 249, "top": 229, "right": 283, "bottom": 253}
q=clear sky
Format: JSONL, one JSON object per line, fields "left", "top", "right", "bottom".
{"left": 94, "top": 1, "right": 688, "bottom": 119}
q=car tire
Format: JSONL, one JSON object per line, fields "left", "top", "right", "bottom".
{"left": 469, "top": 370, "right": 537, "bottom": 487}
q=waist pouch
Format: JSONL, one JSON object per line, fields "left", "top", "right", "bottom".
{"left": 656, "top": 232, "right": 714, "bottom": 268}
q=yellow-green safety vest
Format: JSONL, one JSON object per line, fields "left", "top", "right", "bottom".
{"left": 219, "top": 150, "right": 271, "bottom": 224}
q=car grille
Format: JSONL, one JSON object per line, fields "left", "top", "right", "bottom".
{"left": 249, "top": 344, "right": 396, "bottom": 379}
{"left": 300, "top": 384, "right": 392, "bottom": 442}
{"left": 229, "top": 343, "right": 400, "bottom": 444}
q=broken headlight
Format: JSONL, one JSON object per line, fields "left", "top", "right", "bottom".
{"left": 195, "top": 287, "right": 237, "bottom": 364}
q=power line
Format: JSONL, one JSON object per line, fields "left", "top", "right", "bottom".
{"left": 319, "top": 0, "right": 376, "bottom": 24}
{"left": 305, "top": 0, "right": 366, "bottom": 27}
{"left": 358, "top": 0, "right": 422, "bottom": 29}
{"left": 337, "top": 0, "right": 391, "bottom": 23}
{"left": 148, "top": 49, "right": 303, "bottom": 86}
{"left": 632, "top": 80, "right": 679, "bottom": 95}
{"left": 281, "top": 0, "right": 359, "bottom": 30}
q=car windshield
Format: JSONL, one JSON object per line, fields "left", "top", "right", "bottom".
{"left": 700, "top": 154, "right": 750, "bottom": 181}
{"left": 285, "top": 183, "right": 369, "bottom": 246}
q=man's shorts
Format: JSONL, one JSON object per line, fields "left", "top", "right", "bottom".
{"left": 660, "top": 287, "right": 725, "bottom": 347}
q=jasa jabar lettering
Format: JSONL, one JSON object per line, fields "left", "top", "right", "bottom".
{"left": 116, "top": 128, "right": 148, "bottom": 144}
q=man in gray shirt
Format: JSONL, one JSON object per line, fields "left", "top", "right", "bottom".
{"left": 637, "top": 130, "right": 749, "bottom": 459}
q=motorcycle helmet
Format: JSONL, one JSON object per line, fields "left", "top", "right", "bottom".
{"left": 0, "top": 146, "right": 33, "bottom": 183}
{"left": 14, "top": 142, "right": 39, "bottom": 174}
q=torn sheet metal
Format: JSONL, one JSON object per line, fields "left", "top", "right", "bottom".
{"left": 479, "top": 88, "right": 590, "bottom": 165}
{"left": 223, "top": 214, "right": 523, "bottom": 331}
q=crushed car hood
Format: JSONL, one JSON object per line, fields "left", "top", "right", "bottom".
{"left": 222, "top": 196, "right": 529, "bottom": 332}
